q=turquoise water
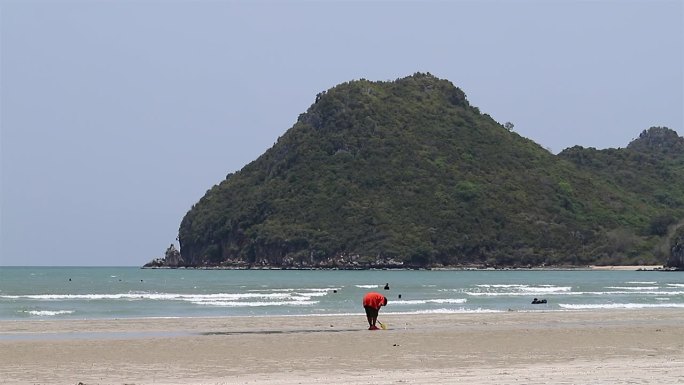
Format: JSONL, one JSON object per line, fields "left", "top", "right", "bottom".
{"left": 0, "top": 267, "right": 682, "bottom": 320}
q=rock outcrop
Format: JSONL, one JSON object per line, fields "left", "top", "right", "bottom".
{"left": 143, "top": 244, "right": 184, "bottom": 268}
{"left": 667, "top": 228, "right": 684, "bottom": 270}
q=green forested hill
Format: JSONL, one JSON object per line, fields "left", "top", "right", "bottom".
{"left": 176, "top": 73, "right": 684, "bottom": 268}
{"left": 558, "top": 127, "right": 684, "bottom": 264}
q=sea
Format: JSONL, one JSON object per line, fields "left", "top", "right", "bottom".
{"left": 0, "top": 267, "right": 682, "bottom": 321}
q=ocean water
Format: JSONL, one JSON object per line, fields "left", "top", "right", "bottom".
{"left": 0, "top": 267, "right": 682, "bottom": 320}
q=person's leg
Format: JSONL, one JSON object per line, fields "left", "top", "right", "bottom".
{"left": 364, "top": 306, "right": 374, "bottom": 327}
{"left": 365, "top": 307, "right": 379, "bottom": 329}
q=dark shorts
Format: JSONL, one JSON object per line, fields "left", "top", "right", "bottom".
{"left": 364, "top": 306, "right": 379, "bottom": 318}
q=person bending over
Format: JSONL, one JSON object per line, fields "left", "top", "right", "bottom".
{"left": 363, "top": 292, "right": 388, "bottom": 330}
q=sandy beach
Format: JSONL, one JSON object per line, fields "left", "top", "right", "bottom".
{"left": 1, "top": 310, "right": 683, "bottom": 385}
{"left": 589, "top": 265, "right": 665, "bottom": 271}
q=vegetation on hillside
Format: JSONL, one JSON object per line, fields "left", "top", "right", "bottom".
{"left": 176, "top": 74, "right": 684, "bottom": 268}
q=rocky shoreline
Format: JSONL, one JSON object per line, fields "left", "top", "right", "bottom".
{"left": 144, "top": 232, "right": 684, "bottom": 271}
{"left": 142, "top": 257, "right": 675, "bottom": 272}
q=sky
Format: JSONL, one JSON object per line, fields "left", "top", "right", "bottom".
{"left": 1, "top": 0, "right": 682, "bottom": 266}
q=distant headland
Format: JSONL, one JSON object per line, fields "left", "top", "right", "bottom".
{"left": 145, "top": 74, "right": 684, "bottom": 271}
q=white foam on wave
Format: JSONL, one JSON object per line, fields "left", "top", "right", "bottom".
{"left": 0, "top": 292, "right": 319, "bottom": 302}
{"left": 0, "top": 290, "right": 331, "bottom": 308}
{"left": 256, "top": 288, "right": 339, "bottom": 292}
{"left": 466, "top": 291, "right": 573, "bottom": 297}
{"left": 605, "top": 286, "right": 659, "bottom": 291}
{"left": 0, "top": 288, "right": 337, "bottom": 302}
{"left": 249, "top": 288, "right": 335, "bottom": 299}
{"left": 600, "top": 290, "right": 684, "bottom": 296}
{"left": 558, "top": 303, "right": 684, "bottom": 310}
{"left": 191, "top": 300, "right": 318, "bottom": 307}
{"left": 430, "top": 298, "right": 467, "bottom": 304}
{"left": 466, "top": 289, "right": 684, "bottom": 297}
{"left": 466, "top": 286, "right": 573, "bottom": 296}
{"left": 392, "top": 298, "right": 467, "bottom": 305}
{"left": 667, "top": 284, "right": 684, "bottom": 288}
{"left": 355, "top": 285, "right": 379, "bottom": 289}
{"left": 626, "top": 281, "right": 657, "bottom": 284}
{"left": 473, "top": 285, "right": 571, "bottom": 292}
{"left": 21, "top": 310, "right": 75, "bottom": 316}
{"left": 527, "top": 286, "right": 572, "bottom": 293}
{"left": 268, "top": 288, "right": 341, "bottom": 293}
{"left": 295, "top": 291, "right": 330, "bottom": 297}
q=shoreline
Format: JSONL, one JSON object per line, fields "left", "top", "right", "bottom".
{"left": 141, "top": 264, "right": 671, "bottom": 271}
{"left": 1, "top": 308, "right": 683, "bottom": 336}
{"left": 1, "top": 310, "right": 683, "bottom": 384}
{"left": 3, "top": 264, "right": 673, "bottom": 271}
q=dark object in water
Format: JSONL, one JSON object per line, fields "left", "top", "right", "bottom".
{"left": 384, "top": 283, "right": 390, "bottom": 290}
{"left": 531, "top": 298, "right": 547, "bottom": 304}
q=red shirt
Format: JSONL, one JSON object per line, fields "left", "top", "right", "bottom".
{"left": 363, "top": 292, "right": 386, "bottom": 309}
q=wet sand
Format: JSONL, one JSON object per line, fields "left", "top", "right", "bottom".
{"left": 1, "top": 310, "right": 683, "bottom": 384}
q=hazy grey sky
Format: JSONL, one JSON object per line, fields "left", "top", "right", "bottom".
{"left": 1, "top": 1, "right": 682, "bottom": 266}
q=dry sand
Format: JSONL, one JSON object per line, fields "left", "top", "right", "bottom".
{"left": 1, "top": 310, "right": 683, "bottom": 384}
